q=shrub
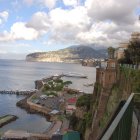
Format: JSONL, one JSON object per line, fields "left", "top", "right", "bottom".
{"left": 76, "top": 95, "right": 91, "bottom": 110}
{"left": 63, "top": 81, "right": 72, "bottom": 86}
{"left": 46, "top": 91, "right": 58, "bottom": 97}
{"left": 54, "top": 79, "right": 63, "bottom": 83}
{"left": 54, "top": 84, "right": 63, "bottom": 91}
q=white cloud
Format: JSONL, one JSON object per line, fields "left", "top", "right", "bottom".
{"left": 41, "top": 0, "right": 57, "bottom": 9}
{"left": 23, "top": 0, "right": 57, "bottom": 9}
{"left": 0, "top": 0, "right": 140, "bottom": 48}
{"left": 48, "top": 7, "right": 91, "bottom": 43}
{"left": 85, "top": 0, "right": 139, "bottom": 24}
{"left": 11, "top": 22, "right": 39, "bottom": 40}
{"left": 0, "top": 11, "right": 9, "bottom": 25}
{"left": 26, "top": 12, "right": 50, "bottom": 34}
{"left": 63, "top": 0, "right": 78, "bottom": 6}
{"left": 23, "top": 0, "right": 140, "bottom": 46}
{"left": 0, "top": 22, "right": 39, "bottom": 41}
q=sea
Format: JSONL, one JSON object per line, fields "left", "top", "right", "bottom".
{"left": 0, "top": 59, "right": 96, "bottom": 133}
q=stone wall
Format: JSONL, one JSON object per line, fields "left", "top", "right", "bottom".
{"left": 88, "top": 61, "right": 118, "bottom": 139}
{"left": 27, "top": 98, "right": 51, "bottom": 115}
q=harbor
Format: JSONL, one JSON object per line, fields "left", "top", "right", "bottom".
{"left": 0, "top": 72, "right": 93, "bottom": 139}
{"left": 0, "top": 61, "right": 96, "bottom": 139}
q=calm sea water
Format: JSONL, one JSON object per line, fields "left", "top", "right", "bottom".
{"left": 0, "top": 59, "right": 96, "bottom": 133}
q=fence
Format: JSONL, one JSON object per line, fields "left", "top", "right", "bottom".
{"left": 100, "top": 93, "right": 138, "bottom": 140}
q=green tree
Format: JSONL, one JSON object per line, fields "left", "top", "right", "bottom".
{"left": 63, "top": 81, "right": 72, "bottom": 86}
{"left": 127, "top": 40, "right": 140, "bottom": 66}
{"left": 118, "top": 49, "right": 132, "bottom": 64}
{"left": 107, "top": 47, "right": 115, "bottom": 59}
{"left": 76, "top": 95, "right": 91, "bottom": 110}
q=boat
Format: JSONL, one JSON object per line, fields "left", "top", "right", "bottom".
{"left": 83, "top": 83, "right": 94, "bottom": 87}
{"left": 63, "top": 72, "right": 87, "bottom": 78}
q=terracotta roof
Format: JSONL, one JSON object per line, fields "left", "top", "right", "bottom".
{"left": 67, "top": 98, "right": 77, "bottom": 104}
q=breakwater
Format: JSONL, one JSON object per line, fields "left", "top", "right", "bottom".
{"left": 0, "top": 90, "right": 36, "bottom": 95}
{"left": 0, "top": 115, "right": 18, "bottom": 128}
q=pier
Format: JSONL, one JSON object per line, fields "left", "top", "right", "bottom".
{"left": 0, "top": 90, "right": 36, "bottom": 95}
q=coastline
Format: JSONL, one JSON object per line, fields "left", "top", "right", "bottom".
{"left": 16, "top": 95, "right": 63, "bottom": 138}
{"left": 2, "top": 74, "right": 83, "bottom": 138}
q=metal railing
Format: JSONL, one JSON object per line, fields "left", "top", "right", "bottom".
{"left": 120, "top": 64, "right": 140, "bottom": 70}
{"left": 100, "top": 93, "right": 137, "bottom": 140}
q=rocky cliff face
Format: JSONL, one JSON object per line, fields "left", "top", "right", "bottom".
{"left": 69, "top": 64, "right": 137, "bottom": 140}
{"left": 26, "top": 45, "right": 107, "bottom": 63}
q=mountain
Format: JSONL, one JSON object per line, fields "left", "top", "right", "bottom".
{"left": 26, "top": 45, "right": 107, "bottom": 63}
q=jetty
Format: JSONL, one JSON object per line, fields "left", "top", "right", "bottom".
{"left": 0, "top": 115, "right": 18, "bottom": 128}
{"left": 0, "top": 90, "right": 36, "bottom": 95}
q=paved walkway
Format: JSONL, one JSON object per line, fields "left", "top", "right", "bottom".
{"left": 60, "top": 118, "right": 70, "bottom": 134}
{"left": 2, "top": 130, "right": 50, "bottom": 140}
{"left": 46, "top": 121, "right": 62, "bottom": 137}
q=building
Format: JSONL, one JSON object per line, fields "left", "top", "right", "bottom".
{"left": 131, "top": 32, "right": 140, "bottom": 41}
{"left": 66, "top": 98, "right": 77, "bottom": 114}
{"left": 115, "top": 32, "right": 140, "bottom": 60}
{"left": 115, "top": 42, "right": 129, "bottom": 59}
{"left": 97, "top": 59, "right": 118, "bottom": 88}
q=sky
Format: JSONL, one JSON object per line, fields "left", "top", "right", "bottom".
{"left": 0, "top": 0, "right": 140, "bottom": 59}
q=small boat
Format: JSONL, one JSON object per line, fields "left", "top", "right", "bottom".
{"left": 63, "top": 72, "right": 87, "bottom": 78}
{"left": 83, "top": 83, "right": 94, "bottom": 87}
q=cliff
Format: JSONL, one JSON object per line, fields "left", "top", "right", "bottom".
{"left": 69, "top": 61, "right": 140, "bottom": 140}
{"left": 26, "top": 45, "right": 107, "bottom": 63}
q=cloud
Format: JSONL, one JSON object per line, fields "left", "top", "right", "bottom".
{"left": 85, "top": 0, "right": 139, "bottom": 24}
{"left": 26, "top": 12, "right": 50, "bottom": 34}
{"left": 0, "top": 0, "right": 140, "bottom": 48}
{"left": 63, "top": 0, "right": 78, "bottom": 7}
{"left": 48, "top": 6, "right": 91, "bottom": 43}
{"left": 11, "top": 22, "right": 39, "bottom": 40}
{"left": 41, "top": 0, "right": 57, "bottom": 9}
{"left": 0, "top": 11, "right": 9, "bottom": 25}
{"left": 23, "top": 0, "right": 57, "bottom": 9}
{"left": 0, "top": 22, "right": 39, "bottom": 41}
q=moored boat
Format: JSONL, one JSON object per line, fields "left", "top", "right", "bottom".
{"left": 63, "top": 72, "right": 87, "bottom": 78}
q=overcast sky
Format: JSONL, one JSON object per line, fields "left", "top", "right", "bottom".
{"left": 0, "top": 0, "right": 140, "bottom": 59}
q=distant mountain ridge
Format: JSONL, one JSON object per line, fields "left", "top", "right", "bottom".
{"left": 26, "top": 45, "right": 107, "bottom": 63}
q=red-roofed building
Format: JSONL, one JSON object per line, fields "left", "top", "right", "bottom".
{"left": 66, "top": 97, "right": 77, "bottom": 114}
{"left": 67, "top": 98, "right": 77, "bottom": 104}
